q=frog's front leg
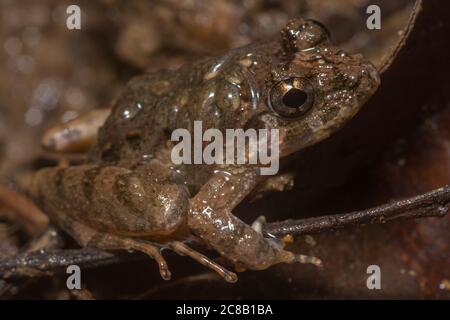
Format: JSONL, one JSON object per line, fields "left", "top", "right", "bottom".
{"left": 41, "top": 108, "right": 110, "bottom": 153}
{"left": 189, "top": 166, "right": 321, "bottom": 271}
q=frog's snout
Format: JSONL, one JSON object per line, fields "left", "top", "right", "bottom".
{"left": 355, "top": 61, "right": 381, "bottom": 100}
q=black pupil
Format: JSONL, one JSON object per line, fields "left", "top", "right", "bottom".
{"left": 282, "top": 88, "right": 307, "bottom": 108}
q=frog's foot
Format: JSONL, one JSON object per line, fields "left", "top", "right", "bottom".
{"left": 251, "top": 215, "right": 286, "bottom": 250}
{"left": 169, "top": 241, "right": 238, "bottom": 283}
{"left": 89, "top": 234, "right": 171, "bottom": 280}
{"left": 250, "top": 216, "right": 322, "bottom": 268}
{"left": 41, "top": 108, "right": 110, "bottom": 153}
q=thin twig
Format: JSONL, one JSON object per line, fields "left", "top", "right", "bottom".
{"left": 0, "top": 226, "right": 64, "bottom": 298}
{"left": 0, "top": 186, "right": 448, "bottom": 279}
{"left": 0, "top": 248, "right": 141, "bottom": 278}
{"left": 377, "top": 0, "right": 423, "bottom": 73}
{"left": 264, "top": 186, "right": 450, "bottom": 237}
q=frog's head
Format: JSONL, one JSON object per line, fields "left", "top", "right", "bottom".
{"left": 257, "top": 19, "right": 380, "bottom": 156}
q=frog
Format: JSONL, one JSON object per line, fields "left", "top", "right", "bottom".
{"left": 30, "top": 19, "right": 380, "bottom": 283}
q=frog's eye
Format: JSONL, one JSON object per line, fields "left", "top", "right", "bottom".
{"left": 268, "top": 78, "right": 314, "bottom": 118}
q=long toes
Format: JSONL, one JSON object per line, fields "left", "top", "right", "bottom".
{"left": 144, "top": 247, "right": 172, "bottom": 280}
{"left": 277, "top": 250, "right": 323, "bottom": 268}
{"left": 152, "top": 251, "right": 172, "bottom": 281}
{"left": 170, "top": 241, "right": 238, "bottom": 283}
{"left": 130, "top": 242, "right": 172, "bottom": 280}
{"left": 295, "top": 254, "right": 323, "bottom": 267}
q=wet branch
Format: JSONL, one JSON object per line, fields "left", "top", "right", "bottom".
{"left": 0, "top": 186, "right": 448, "bottom": 279}
{"left": 0, "top": 248, "right": 141, "bottom": 278}
{"left": 264, "top": 186, "right": 450, "bottom": 237}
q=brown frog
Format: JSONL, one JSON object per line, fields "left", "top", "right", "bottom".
{"left": 31, "top": 19, "right": 380, "bottom": 282}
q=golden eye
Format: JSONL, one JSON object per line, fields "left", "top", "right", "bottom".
{"left": 268, "top": 78, "right": 314, "bottom": 118}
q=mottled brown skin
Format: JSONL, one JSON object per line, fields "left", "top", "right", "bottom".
{"left": 31, "top": 19, "right": 379, "bottom": 282}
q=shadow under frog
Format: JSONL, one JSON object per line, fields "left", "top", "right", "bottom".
{"left": 30, "top": 19, "right": 379, "bottom": 282}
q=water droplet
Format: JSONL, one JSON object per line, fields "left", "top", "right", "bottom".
{"left": 118, "top": 102, "right": 143, "bottom": 119}
{"left": 338, "top": 51, "right": 347, "bottom": 58}
{"left": 139, "top": 154, "right": 154, "bottom": 165}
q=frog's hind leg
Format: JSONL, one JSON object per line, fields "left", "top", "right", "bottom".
{"left": 41, "top": 108, "right": 110, "bottom": 153}
{"left": 33, "top": 208, "right": 173, "bottom": 280}
{"left": 251, "top": 215, "right": 322, "bottom": 267}
{"left": 30, "top": 164, "right": 188, "bottom": 280}
{"left": 169, "top": 241, "right": 238, "bottom": 283}
{"left": 30, "top": 164, "right": 188, "bottom": 239}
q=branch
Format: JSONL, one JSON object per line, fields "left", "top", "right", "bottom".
{"left": 264, "top": 185, "right": 450, "bottom": 237}
{"left": 0, "top": 248, "right": 140, "bottom": 279}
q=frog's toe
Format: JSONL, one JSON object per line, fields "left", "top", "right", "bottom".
{"left": 250, "top": 215, "right": 266, "bottom": 234}
{"left": 249, "top": 217, "right": 322, "bottom": 268}
{"left": 133, "top": 241, "right": 172, "bottom": 280}
{"left": 169, "top": 241, "right": 238, "bottom": 283}
{"left": 83, "top": 233, "right": 172, "bottom": 281}
{"left": 276, "top": 249, "right": 323, "bottom": 268}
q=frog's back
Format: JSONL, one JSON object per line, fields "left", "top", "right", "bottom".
{"left": 88, "top": 43, "right": 271, "bottom": 169}
{"left": 88, "top": 59, "right": 212, "bottom": 168}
